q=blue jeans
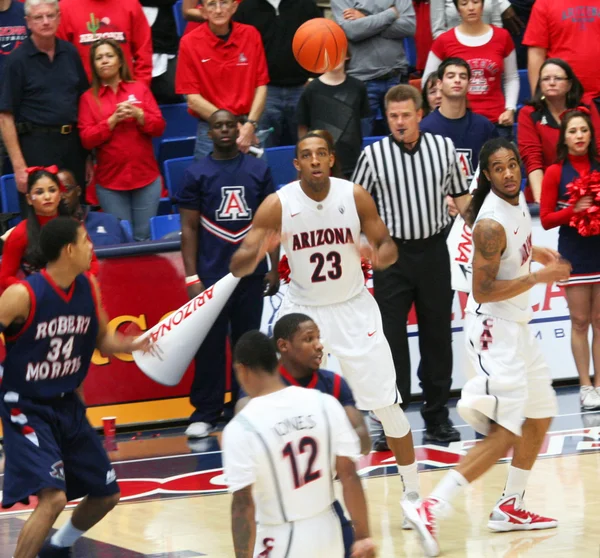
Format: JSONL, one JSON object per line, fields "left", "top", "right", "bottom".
{"left": 96, "top": 176, "right": 162, "bottom": 241}
{"left": 194, "top": 120, "right": 213, "bottom": 161}
{"left": 260, "top": 84, "right": 305, "bottom": 148}
{"left": 362, "top": 75, "right": 403, "bottom": 137}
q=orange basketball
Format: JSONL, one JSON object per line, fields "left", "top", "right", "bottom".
{"left": 292, "top": 18, "right": 348, "bottom": 74}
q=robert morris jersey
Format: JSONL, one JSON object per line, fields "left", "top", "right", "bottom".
{"left": 466, "top": 192, "right": 533, "bottom": 323}
{"left": 223, "top": 386, "right": 360, "bottom": 525}
{"left": 175, "top": 153, "right": 275, "bottom": 279}
{"left": 278, "top": 178, "right": 364, "bottom": 306}
{"left": 3, "top": 271, "right": 99, "bottom": 398}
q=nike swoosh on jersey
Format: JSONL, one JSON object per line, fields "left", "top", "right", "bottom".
{"left": 367, "top": 331, "right": 376, "bottom": 337}
{"left": 514, "top": 228, "right": 519, "bottom": 235}
{"left": 202, "top": 58, "right": 211, "bottom": 63}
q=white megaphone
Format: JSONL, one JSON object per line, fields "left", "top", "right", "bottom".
{"left": 132, "top": 273, "right": 240, "bottom": 386}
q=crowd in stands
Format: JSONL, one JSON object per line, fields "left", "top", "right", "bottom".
{"left": 1, "top": 0, "right": 600, "bottom": 422}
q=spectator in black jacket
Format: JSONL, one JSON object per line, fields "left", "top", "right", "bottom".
{"left": 234, "top": 0, "right": 320, "bottom": 148}
{"left": 141, "top": 0, "right": 184, "bottom": 104}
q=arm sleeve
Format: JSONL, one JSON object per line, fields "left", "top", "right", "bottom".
{"left": 380, "top": 0, "right": 416, "bottom": 39}
{"left": 351, "top": 150, "right": 375, "bottom": 193}
{"left": 253, "top": 30, "right": 270, "bottom": 87}
{"left": 130, "top": 3, "right": 154, "bottom": 85}
{"left": 222, "top": 420, "right": 257, "bottom": 493}
{"left": 446, "top": 140, "right": 469, "bottom": 197}
{"left": 0, "top": 224, "right": 27, "bottom": 290}
{"left": 429, "top": 0, "right": 447, "bottom": 40}
{"left": 421, "top": 50, "right": 443, "bottom": 89}
{"left": 175, "top": 38, "right": 201, "bottom": 94}
{"left": 173, "top": 167, "right": 202, "bottom": 209}
{"left": 522, "top": 0, "right": 549, "bottom": 48}
{"left": 0, "top": 56, "right": 24, "bottom": 113}
{"left": 331, "top": 0, "right": 399, "bottom": 42}
{"left": 517, "top": 107, "right": 545, "bottom": 174}
{"left": 539, "top": 164, "right": 574, "bottom": 229}
{"left": 503, "top": 49, "right": 519, "bottom": 110}
{"left": 140, "top": 85, "right": 167, "bottom": 137}
{"left": 296, "top": 88, "right": 311, "bottom": 127}
{"left": 338, "top": 377, "right": 356, "bottom": 408}
{"left": 75, "top": 54, "right": 90, "bottom": 96}
{"left": 323, "top": 393, "right": 360, "bottom": 458}
{"left": 77, "top": 94, "right": 113, "bottom": 150}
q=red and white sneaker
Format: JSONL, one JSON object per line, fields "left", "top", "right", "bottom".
{"left": 487, "top": 494, "right": 558, "bottom": 532}
{"left": 401, "top": 497, "right": 442, "bottom": 557}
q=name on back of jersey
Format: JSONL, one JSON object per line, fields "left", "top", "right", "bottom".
{"left": 273, "top": 414, "right": 317, "bottom": 436}
{"left": 292, "top": 227, "right": 355, "bottom": 251}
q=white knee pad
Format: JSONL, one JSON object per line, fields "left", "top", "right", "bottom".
{"left": 373, "top": 404, "right": 411, "bottom": 438}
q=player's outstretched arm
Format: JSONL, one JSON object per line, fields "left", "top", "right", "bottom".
{"left": 231, "top": 486, "right": 256, "bottom": 558}
{"left": 89, "top": 276, "right": 148, "bottom": 355}
{"left": 353, "top": 185, "right": 398, "bottom": 270}
{"left": 0, "top": 283, "right": 31, "bottom": 330}
{"left": 337, "top": 456, "right": 376, "bottom": 558}
{"left": 344, "top": 405, "right": 371, "bottom": 456}
{"left": 472, "top": 219, "right": 571, "bottom": 303}
{"left": 230, "top": 193, "right": 282, "bottom": 278}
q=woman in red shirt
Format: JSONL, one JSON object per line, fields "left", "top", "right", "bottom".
{"left": 0, "top": 168, "right": 99, "bottom": 290}
{"left": 422, "top": 0, "right": 518, "bottom": 134}
{"left": 78, "top": 39, "right": 166, "bottom": 242}
{"left": 540, "top": 108, "right": 600, "bottom": 410}
{"left": 518, "top": 59, "right": 585, "bottom": 203}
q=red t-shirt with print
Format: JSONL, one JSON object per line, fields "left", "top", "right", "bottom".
{"left": 431, "top": 26, "right": 514, "bottom": 123}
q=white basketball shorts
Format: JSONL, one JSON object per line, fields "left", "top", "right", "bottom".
{"left": 458, "top": 312, "right": 558, "bottom": 436}
{"left": 277, "top": 288, "right": 400, "bottom": 410}
{"left": 254, "top": 506, "right": 344, "bottom": 557}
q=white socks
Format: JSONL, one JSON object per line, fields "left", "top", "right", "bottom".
{"left": 502, "top": 465, "right": 531, "bottom": 499}
{"left": 50, "top": 518, "right": 86, "bottom": 548}
{"left": 397, "top": 461, "right": 420, "bottom": 495}
{"left": 431, "top": 469, "right": 469, "bottom": 504}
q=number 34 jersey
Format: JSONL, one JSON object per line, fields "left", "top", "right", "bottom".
{"left": 278, "top": 178, "right": 364, "bottom": 306}
{"left": 222, "top": 386, "right": 360, "bottom": 525}
{"left": 3, "top": 270, "right": 99, "bottom": 399}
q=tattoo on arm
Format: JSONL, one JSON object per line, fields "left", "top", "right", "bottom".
{"left": 231, "top": 487, "right": 255, "bottom": 558}
{"left": 472, "top": 221, "right": 504, "bottom": 296}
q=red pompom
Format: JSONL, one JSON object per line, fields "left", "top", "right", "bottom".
{"left": 567, "top": 171, "right": 600, "bottom": 237}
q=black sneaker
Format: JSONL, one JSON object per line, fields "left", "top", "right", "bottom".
{"left": 424, "top": 421, "right": 461, "bottom": 443}
{"left": 372, "top": 430, "right": 389, "bottom": 452}
{"left": 39, "top": 541, "right": 72, "bottom": 557}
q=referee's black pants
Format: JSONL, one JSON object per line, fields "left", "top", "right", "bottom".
{"left": 373, "top": 233, "right": 453, "bottom": 427}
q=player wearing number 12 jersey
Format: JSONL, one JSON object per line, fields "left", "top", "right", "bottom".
{"left": 222, "top": 330, "right": 376, "bottom": 558}
{"left": 231, "top": 133, "right": 421, "bottom": 523}
{"left": 0, "top": 218, "right": 145, "bottom": 558}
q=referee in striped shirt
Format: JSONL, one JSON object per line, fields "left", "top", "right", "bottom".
{"left": 353, "top": 84, "right": 471, "bottom": 444}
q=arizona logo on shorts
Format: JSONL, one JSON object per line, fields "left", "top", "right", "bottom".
{"left": 257, "top": 538, "right": 275, "bottom": 557}
{"left": 215, "top": 186, "right": 252, "bottom": 221}
{"left": 50, "top": 460, "right": 65, "bottom": 482}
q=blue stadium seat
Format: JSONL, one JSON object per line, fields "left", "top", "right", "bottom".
{"left": 173, "top": 0, "right": 185, "bottom": 36}
{"left": 164, "top": 156, "right": 194, "bottom": 198}
{"left": 0, "top": 174, "right": 21, "bottom": 227}
{"left": 403, "top": 37, "right": 417, "bottom": 70}
{"left": 120, "top": 220, "right": 134, "bottom": 242}
{"left": 362, "top": 136, "right": 384, "bottom": 148}
{"left": 518, "top": 69, "right": 531, "bottom": 106}
{"left": 265, "top": 146, "right": 297, "bottom": 187}
{"left": 153, "top": 103, "right": 197, "bottom": 157}
{"left": 156, "top": 136, "right": 196, "bottom": 176}
{"left": 150, "top": 214, "right": 181, "bottom": 240}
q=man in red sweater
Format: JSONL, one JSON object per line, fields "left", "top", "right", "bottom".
{"left": 57, "top": 0, "right": 153, "bottom": 84}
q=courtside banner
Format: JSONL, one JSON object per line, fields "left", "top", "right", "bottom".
{"left": 132, "top": 273, "right": 240, "bottom": 386}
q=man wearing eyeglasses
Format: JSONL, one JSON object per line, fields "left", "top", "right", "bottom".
{"left": 176, "top": 0, "right": 269, "bottom": 160}
{"left": 0, "top": 0, "right": 89, "bottom": 215}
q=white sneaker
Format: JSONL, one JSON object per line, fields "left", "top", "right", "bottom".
{"left": 580, "top": 386, "right": 600, "bottom": 410}
{"left": 185, "top": 422, "right": 214, "bottom": 439}
{"left": 401, "top": 491, "right": 419, "bottom": 530}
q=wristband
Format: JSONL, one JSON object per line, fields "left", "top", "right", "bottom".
{"left": 185, "top": 274, "right": 200, "bottom": 286}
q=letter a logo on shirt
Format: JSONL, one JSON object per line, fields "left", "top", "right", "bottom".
{"left": 215, "top": 186, "right": 252, "bottom": 221}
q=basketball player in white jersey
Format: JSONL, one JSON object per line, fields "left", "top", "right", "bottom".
{"left": 402, "top": 138, "right": 572, "bottom": 556}
{"left": 222, "top": 330, "right": 376, "bottom": 558}
{"left": 230, "top": 133, "right": 421, "bottom": 521}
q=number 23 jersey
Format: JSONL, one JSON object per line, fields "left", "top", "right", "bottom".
{"left": 278, "top": 178, "right": 364, "bottom": 306}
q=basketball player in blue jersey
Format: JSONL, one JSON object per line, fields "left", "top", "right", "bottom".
{"left": 231, "top": 133, "right": 423, "bottom": 528}
{"left": 235, "top": 312, "right": 371, "bottom": 558}
{"left": 177, "top": 109, "right": 279, "bottom": 440}
{"left": 0, "top": 217, "right": 147, "bottom": 558}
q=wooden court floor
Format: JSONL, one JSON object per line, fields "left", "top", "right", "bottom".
{"left": 1, "top": 386, "right": 600, "bottom": 557}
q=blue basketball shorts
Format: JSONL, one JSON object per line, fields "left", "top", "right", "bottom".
{"left": 0, "top": 390, "right": 119, "bottom": 508}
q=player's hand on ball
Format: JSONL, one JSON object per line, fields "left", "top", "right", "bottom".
{"left": 351, "top": 537, "right": 376, "bottom": 558}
